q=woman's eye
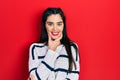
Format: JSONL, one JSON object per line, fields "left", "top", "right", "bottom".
{"left": 58, "top": 23, "right": 62, "bottom": 26}
{"left": 48, "top": 23, "right": 53, "bottom": 26}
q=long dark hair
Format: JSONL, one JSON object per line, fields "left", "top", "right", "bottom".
{"left": 38, "top": 8, "right": 76, "bottom": 72}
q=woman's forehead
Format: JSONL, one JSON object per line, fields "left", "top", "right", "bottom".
{"left": 46, "top": 14, "right": 63, "bottom": 22}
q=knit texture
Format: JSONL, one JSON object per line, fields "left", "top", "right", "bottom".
{"left": 29, "top": 43, "right": 80, "bottom": 80}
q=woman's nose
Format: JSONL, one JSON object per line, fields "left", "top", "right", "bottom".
{"left": 53, "top": 25, "right": 57, "bottom": 31}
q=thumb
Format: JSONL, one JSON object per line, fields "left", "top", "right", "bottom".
{"left": 55, "top": 34, "right": 63, "bottom": 41}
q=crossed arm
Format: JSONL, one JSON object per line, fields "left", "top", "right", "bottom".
{"left": 28, "top": 43, "right": 80, "bottom": 80}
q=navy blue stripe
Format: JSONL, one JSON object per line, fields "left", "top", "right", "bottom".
{"left": 35, "top": 70, "right": 41, "bottom": 80}
{"left": 55, "top": 68, "right": 68, "bottom": 73}
{"left": 41, "top": 61, "right": 79, "bottom": 74}
{"left": 31, "top": 45, "right": 44, "bottom": 60}
{"left": 41, "top": 61, "right": 54, "bottom": 71}
{"left": 29, "top": 67, "right": 37, "bottom": 73}
{"left": 55, "top": 68, "right": 79, "bottom": 74}
{"left": 70, "top": 71, "right": 79, "bottom": 74}
{"left": 31, "top": 45, "right": 35, "bottom": 60}
{"left": 57, "top": 55, "right": 68, "bottom": 59}
{"left": 38, "top": 56, "right": 45, "bottom": 59}
{"left": 66, "top": 78, "right": 70, "bottom": 80}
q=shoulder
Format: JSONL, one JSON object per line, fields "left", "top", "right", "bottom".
{"left": 70, "top": 41, "right": 79, "bottom": 61}
{"left": 29, "top": 42, "right": 46, "bottom": 50}
{"left": 70, "top": 41, "right": 79, "bottom": 50}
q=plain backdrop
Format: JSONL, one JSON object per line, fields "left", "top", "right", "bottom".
{"left": 0, "top": 0, "right": 120, "bottom": 80}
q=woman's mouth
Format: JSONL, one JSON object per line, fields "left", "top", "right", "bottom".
{"left": 51, "top": 32, "right": 59, "bottom": 36}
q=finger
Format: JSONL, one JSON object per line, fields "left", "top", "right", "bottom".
{"left": 48, "top": 34, "right": 52, "bottom": 41}
{"left": 55, "top": 34, "right": 63, "bottom": 41}
{"left": 30, "top": 74, "right": 35, "bottom": 80}
{"left": 30, "top": 75, "right": 33, "bottom": 80}
{"left": 32, "top": 75, "right": 36, "bottom": 80}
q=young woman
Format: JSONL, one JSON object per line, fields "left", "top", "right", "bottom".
{"left": 28, "top": 8, "right": 80, "bottom": 80}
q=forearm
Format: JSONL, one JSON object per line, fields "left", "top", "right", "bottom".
{"left": 29, "top": 49, "right": 59, "bottom": 80}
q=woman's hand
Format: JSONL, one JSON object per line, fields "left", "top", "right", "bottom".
{"left": 27, "top": 74, "right": 36, "bottom": 80}
{"left": 48, "top": 34, "right": 62, "bottom": 51}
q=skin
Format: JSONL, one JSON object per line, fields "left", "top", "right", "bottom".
{"left": 46, "top": 14, "right": 64, "bottom": 51}
{"left": 29, "top": 14, "right": 64, "bottom": 80}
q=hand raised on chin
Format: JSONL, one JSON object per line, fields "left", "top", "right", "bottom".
{"left": 48, "top": 34, "right": 63, "bottom": 51}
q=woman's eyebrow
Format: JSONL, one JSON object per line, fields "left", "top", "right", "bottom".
{"left": 46, "top": 21, "right": 53, "bottom": 23}
{"left": 46, "top": 21, "right": 63, "bottom": 23}
{"left": 57, "top": 21, "right": 63, "bottom": 23}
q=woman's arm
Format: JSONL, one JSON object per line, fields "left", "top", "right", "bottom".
{"left": 29, "top": 43, "right": 59, "bottom": 80}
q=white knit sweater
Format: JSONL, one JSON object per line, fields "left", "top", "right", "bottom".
{"left": 29, "top": 42, "right": 80, "bottom": 80}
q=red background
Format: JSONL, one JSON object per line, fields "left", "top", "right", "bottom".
{"left": 0, "top": 0, "right": 120, "bottom": 80}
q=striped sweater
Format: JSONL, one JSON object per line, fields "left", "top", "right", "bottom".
{"left": 29, "top": 42, "right": 80, "bottom": 80}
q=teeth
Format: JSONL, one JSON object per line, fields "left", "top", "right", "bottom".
{"left": 52, "top": 32, "right": 58, "bottom": 34}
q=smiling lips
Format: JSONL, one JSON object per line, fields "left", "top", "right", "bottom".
{"left": 51, "top": 32, "right": 59, "bottom": 36}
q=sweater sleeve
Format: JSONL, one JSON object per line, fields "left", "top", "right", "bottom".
{"left": 28, "top": 43, "right": 59, "bottom": 80}
{"left": 65, "top": 43, "right": 80, "bottom": 80}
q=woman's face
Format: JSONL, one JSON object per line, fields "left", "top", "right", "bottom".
{"left": 45, "top": 14, "right": 64, "bottom": 40}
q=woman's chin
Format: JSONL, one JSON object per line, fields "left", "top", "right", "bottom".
{"left": 51, "top": 37, "right": 58, "bottom": 40}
